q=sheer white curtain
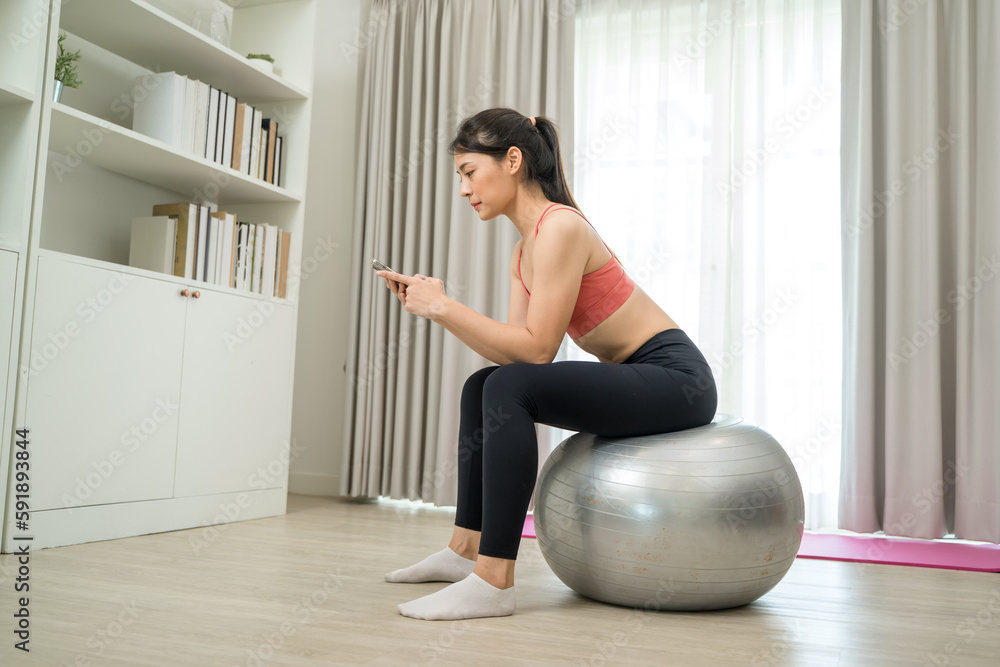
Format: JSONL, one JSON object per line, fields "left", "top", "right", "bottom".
{"left": 554, "top": 0, "right": 843, "bottom": 529}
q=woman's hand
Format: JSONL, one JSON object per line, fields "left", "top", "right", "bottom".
{"left": 376, "top": 270, "right": 449, "bottom": 320}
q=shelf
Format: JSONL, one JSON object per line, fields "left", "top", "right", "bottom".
{"left": 0, "top": 239, "right": 25, "bottom": 255}
{"left": 48, "top": 104, "right": 302, "bottom": 204}
{"left": 229, "top": 0, "right": 302, "bottom": 6}
{"left": 0, "top": 80, "right": 35, "bottom": 106}
{"left": 59, "top": 0, "right": 309, "bottom": 102}
{"left": 35, "top": 248, "right": 293, "bottom": 305}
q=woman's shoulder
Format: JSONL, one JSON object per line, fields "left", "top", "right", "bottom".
{"left": 536, "top": 204, "right": 591, "bottom": 238}
{"left": 542, "top": 203, "right": 587, "bottom": 222}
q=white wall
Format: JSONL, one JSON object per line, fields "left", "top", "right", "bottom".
{"left": 288, "top": 0, "right": 365, "bottom": 496}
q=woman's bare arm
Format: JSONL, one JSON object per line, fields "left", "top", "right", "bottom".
{"left": 379, "top": 211, "right": 588, "bottom": 365}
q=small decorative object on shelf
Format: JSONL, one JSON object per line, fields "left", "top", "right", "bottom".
{"left": 54, "top": 32, "right": 83, "bottom": 103}
{"left": 246, "top": 53, "right": 275, "bottom": 74}
{"left": 192, "top": 0, "right": 233, "bottom": 47}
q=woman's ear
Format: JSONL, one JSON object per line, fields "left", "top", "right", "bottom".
{"left": 506, "top": 146, "right": 524, "bottom": 175}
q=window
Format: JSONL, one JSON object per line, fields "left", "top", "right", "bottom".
{"left": 552, "top": 0, "right": 843, "bottom": 529}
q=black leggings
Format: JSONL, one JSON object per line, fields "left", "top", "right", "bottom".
{"left": 454, "top": 328, "right": 718, "bottom": 559}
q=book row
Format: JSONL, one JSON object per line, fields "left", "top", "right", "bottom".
{"left": 129, "top": 202, "right": 291, "bottom": 298}
{"left": 132, "top": 72, "right": 284, "bottom": 187}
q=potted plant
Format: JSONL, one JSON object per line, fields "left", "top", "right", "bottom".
{"left": 54, "top": 32, "right": 83, "bottom": 103}
{"left": 246, "top": 52, "right": 275, "bottom": 74}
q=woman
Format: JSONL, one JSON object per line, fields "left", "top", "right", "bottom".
{"left": 376, "top": 108, "right": 717, "bottom": 621}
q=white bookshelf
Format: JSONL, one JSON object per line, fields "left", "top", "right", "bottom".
{"left": 1, "top": 0, "right": 316, "bottom": 552}
{"left": 0, "top": 0, "right": 49, "bottom": 546}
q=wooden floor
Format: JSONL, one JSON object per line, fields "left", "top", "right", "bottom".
{"left": 2, "top": 494, "right": 999, "bottom": 666}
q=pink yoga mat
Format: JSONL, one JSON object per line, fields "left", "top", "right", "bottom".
{"left": 521, "top": 515, "right": 1000, "bottom": 572}
{"left": 795, "top": 532, "right": 1000, "bottom": 572}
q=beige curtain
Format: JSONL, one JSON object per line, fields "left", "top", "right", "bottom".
{"left": 840, "top": 0, "right": 1000, "bottom": 542}
{"left": 341, "top": 0, "right": 575, "bottom": 504}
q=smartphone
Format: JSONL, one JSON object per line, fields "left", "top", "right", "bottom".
{"left": 370, "top": 258, "right": 395, "bottom": 273}
{"left": 371, "top": 258, "right": 401, "bottom": 291}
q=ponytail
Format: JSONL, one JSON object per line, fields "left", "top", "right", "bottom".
{"left": 449, "top": 108, "right": 580, "bottom": 212}
{"left": 530, "top": 116, "right": 580, "bottom": 211}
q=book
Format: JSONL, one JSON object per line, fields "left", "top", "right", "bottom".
{"left": 231, "top": 102, "right": 246, "bottom": 170}
{"left": 262, "top": 118, "right": 278, "bottom": 183}
{"left": 276, "top": 229, "right": 290, "bottom": 298}
{"left": 222, "top": 93, "right": 237, "bottom": 168}
{"left": 248, "top": 107, "right": 263, "bottom": 178}
{"left": 206, "top": 210, "right": 219, "bottom": 285}
{"left": 258, "top": 124, "right": 269, "bottom": 180}
{"left": 227, "top": 214, "right": 238, "bottom": 287}
{"left": 246, "top": 223, "right": 258, "bottom": 291}
{"left": 193, "top": 80, "right": 210, "bottom": 158}
{"left": 215, "top": 212, "right": 226, "bottom": 287}
{"left": 239, "top": 222, "right": 252, "bottom": 291}
{"left": 243, "top": 223, "right": 253, "bottom": 292}
{"left": 238, "top": 104, "right": 253, "bottom": 173}
{"left": 132, "top": 72, "right": 187, "bottom": 151}
{"left": 252, "top": 224, "right": 265, "bottom": 293}
{"left": 273, "top": 228, "right": 282, "bottom": 297}
{"left": 129, "top": 216, "right": 176, "bottom": 274}
{"left": 152, "top": 202, "right": 198, "bottom": 278}
{"left": 234, "top": 223, "right": 248, "bottom": 290}
{"left": 260, "top": 224, "right": 278, "bottom": 297}
{"left": 215, "top": 92, "right": 228, "bottom": 165}
{"left": 211, "top": 210, "right": 237, "bottom": 287}
{"left": 182, "top": 77, "right": 198, "bottom": 154}
{"left": 195, "top": 204, "right": 210, "bottom": 282}
{"left": 206, "top": 86, "right": 220, "bottom": 161}
{"left": 274, "top": 136, "right": 284, "bottom": 188}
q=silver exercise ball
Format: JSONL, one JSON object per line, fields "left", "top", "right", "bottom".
{"left": 533, "top": 414, "right": 804, "bottom": 611}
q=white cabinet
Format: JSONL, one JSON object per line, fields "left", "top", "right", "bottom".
{"left": 25, "top": 254, "right": 295, "bottom": 509}
{"left": 10, "top": 252, "right": 297, "bottom": 549}
{"left": 25, "top": 255, "right": 185, "bottom": 510}
{"left": 174, "top": 284, "right": 295, "bottom": 496}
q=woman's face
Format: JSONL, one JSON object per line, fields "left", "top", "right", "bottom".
{"left": 454, "top": 151, "right": 518, "bottom": 220}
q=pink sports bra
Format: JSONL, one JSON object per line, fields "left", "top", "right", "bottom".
{"left": 517, "top": 204, "right": 635, "bottom": 339}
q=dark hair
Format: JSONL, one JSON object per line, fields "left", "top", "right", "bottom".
{"left": 448, "top": 107, "right": 580, "bottom": 211}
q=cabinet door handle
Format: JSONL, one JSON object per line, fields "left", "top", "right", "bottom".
{"left": 192, "top": 291, "right": 201, "bottom": 299}
{"left": 180, "top": 289, "right": 191, "bottom": 297}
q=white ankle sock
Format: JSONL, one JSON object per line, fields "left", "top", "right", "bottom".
{"left": 397, "top": 573, "right": 516, "bottom": 620}
{"left": 385, "top": 547, "right": 477, "bottom": 583}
